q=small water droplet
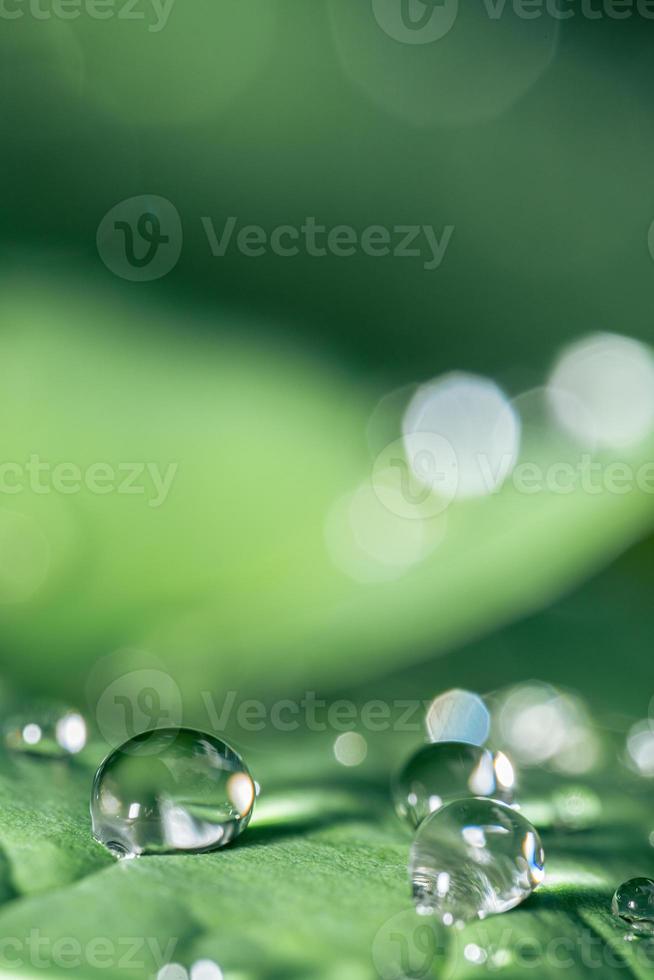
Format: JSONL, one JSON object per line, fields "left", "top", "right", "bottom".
{"left": 91, "top": 728, "right": 255, "bottom": 858}
{"left": 393, "top": 743, "right": 514, "bottom": 827}
{"left": 409, "top": 798, "right": 545, "bottom": 922}
{"left": 426, "top": 690, "right": 491, "bottom": 747}
{"left": 612, "top": 879, "right": 654, "bottom": 935}
{"left": 4, "top": 703, "right": 87, "bottom": 757}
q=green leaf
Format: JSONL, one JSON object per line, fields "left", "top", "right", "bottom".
{"left": 0, "top": 728, "right": 651, "bottom": 980}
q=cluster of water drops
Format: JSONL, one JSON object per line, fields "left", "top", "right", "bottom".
{"left": 5, "top": 683, "right": 654, "bottom": 954}
{"left": 391, "top": 687, "right": 654, "bottom": 943}
{"left": 392, "top": 689, "right": 545, "bottom": 926}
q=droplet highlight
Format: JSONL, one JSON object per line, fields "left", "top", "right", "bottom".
{"left": 393, "top": 743, "right": 514, "bottom": 827}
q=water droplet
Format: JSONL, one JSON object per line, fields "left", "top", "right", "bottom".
{"left": 91, "top": 728, "right": 255, "bottom": 858}
{"left": 426, "top": 690, "right": 490, "bottom": 746}
{"left": 612, "top": 879, "right": 654, "bottom": 935}
{"left": 393, "top": 744, "right": 515, "bottom": 828}
{"left": 4, "top": 703, "right": 87, "bottom": 757}
{"left": 409, "top": 798, "right": 544, "bottom": 922}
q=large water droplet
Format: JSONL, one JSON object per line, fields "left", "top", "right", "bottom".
{"left": 409, "top": 798, "right": 545, "bottom": 923}
{"left": 612, "top": 879, "right": 654, "bottom": 935}
{"left": 393, "top": 743, "right": 514, "bottom": 827}
{"left": 91, "top": 728, "right": 255, "bottom": 858}
{"left": 5, "top": 703, "right": 87, "bottom": 757}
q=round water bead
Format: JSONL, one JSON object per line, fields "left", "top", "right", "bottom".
{"left": 426, "top": 689, "right": 490, "bottom": 747}
{"left": 612, "top": 879, "right": 654, "bottom": 935}
{"left": 393, "top": 743, "right": 515, "bottom": 827}
{"left": 4, "top": 703, "right": 87, "bottom": 757}
{"left": 91, "top": 728, "right": 256, "bottom": 858}
{"left": 409, "top": 798, "right": 545, "bottom": 923}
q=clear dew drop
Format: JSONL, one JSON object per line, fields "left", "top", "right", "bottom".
{"left": 612, "top": 879, "right": 654, "bottom": 935}
{"left": 425, "top": 689, "right": 490, "bottom": 747}
{"left": 4, "top": 703, "right": 87, "bottom": 757}
{"left": 409, "top": 798, "right": 545, "bottom": 923}
{"left": 91, "top": 728, "right": 255, "bottom": 858}
{"left": 393, "top": 742, "right": 515, "bottom": 828}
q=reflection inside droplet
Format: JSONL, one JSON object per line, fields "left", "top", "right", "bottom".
{"left": 612, "top": 878, "right": 654, "bottom": 936}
